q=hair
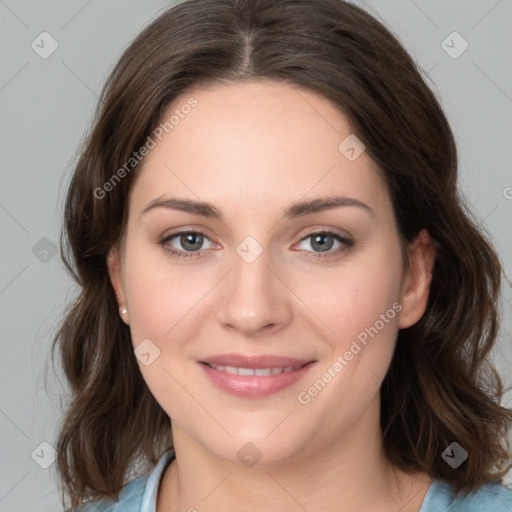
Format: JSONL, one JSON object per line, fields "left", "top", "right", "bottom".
{"left": 52, "top": 0, "right": 512, "bottom": 508}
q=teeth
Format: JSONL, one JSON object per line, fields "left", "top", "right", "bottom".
{"left": 207, "top": 363, "right": 303, "bottom": 375}
{"left": 255, "top": 368, "right": 272, "bottom": 376}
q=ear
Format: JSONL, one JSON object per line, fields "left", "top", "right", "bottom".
{"left": 107, "top": 245, "right": 129, "bottom": 325}
{"left": 397, "top": 229, "right": 436, "bottom": 329}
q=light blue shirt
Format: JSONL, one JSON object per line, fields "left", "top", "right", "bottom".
{"left": 72, "top": 449, "right": 512, "bottom": 511}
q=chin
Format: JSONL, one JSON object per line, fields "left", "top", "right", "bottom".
{"left": 201, "top": 426, "right": 312, "bottom": 467}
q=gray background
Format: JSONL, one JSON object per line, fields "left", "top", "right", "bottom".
{"left": 1, "top": 0, "right": 511, "bottom": 510}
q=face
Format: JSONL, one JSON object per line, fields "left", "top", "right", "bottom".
{"left": 108, "top": 80, "right": 434, "bottom": 465}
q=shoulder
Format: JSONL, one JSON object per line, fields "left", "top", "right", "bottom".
{"left": 68, "top": 450, "right": 175, "bottom": 512}
{"left": 420, "top": 479, "right": 512, "bottom": 512}
{"left": 69, "top": 475, "right": 147, "bottom": 512}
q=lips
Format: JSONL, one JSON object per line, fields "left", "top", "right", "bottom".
{"left": 198, "top": 353, "right": 316, "bottom": 398}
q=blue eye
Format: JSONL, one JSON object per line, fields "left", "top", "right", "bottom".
{"left": 160, "top": 231, "right": 215, "bottom": 259}
{"left": 295, "top": 231, "right": 353, "bottom": 259}
{"left": 159, "top": 229, "right": 353, "bottom": 260}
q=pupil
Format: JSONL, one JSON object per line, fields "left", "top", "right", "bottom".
{"left": 182, "top": 233, "right": 202, "bottom": 251}
{"left": 313, "top": 234, "right": 333, "bottom": 252}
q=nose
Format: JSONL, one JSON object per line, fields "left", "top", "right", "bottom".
{"left": 216, "top": 243, "right": 293, "bottom": 337}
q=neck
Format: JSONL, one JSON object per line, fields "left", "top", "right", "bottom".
{"left": 157, "top": 397, "right": 432, "bottom": 512}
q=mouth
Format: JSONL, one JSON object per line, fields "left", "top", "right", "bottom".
{"left": 202, "top": 362, "right": 306, "bottom": 376}
{"left": 198, "top": 353, "right": 316, "bottom": 398}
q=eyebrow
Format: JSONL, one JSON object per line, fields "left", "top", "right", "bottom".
{"left": 140, "top": 195, "right": 375, "bottom": 220}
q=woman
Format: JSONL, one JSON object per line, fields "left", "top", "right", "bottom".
{"left": 53, "top": 0, "right": 512, "bottom": 510}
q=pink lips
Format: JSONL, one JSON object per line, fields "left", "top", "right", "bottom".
{"left": 198, "top": 353, "right": 316, "bottom": 398}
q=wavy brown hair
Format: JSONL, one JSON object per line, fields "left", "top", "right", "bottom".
{"left": 52, "top": 0, "right": 512, "bottom": 508}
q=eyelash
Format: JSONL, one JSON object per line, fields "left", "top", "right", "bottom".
{"left": 159, "top": 229, "right": 354, "bottom": 260}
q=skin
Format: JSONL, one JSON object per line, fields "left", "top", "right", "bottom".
{"left": 108, "top": 80, "right": 436, "bottom": 512}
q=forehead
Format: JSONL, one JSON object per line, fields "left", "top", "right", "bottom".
{"left": 129, "top": 80, "right": 390, "bottom": 217}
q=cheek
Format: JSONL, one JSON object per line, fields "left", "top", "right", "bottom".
{"left": 122, "top": 245, "right": 207, "bottom": 417}
{"left": 295, "top": 260, "right": 403, "bottom": 424}
{"left": 123, "top": 241, "right": 219, "bottom": 346}
{"left": 294, "top": 251, "right": 403, "bottom": 346}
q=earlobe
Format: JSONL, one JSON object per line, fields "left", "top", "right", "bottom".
{"left": 398, "top": 229, "right": 436, "bottom": 329}
{"left": 106, "top": 246, "right": 129, "bottom": 324}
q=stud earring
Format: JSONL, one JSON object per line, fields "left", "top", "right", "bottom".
{"left": 120, "top": 307, "right": 128, "bottom": 316}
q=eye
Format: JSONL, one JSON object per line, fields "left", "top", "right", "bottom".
{"left": 160, "top": 231, "right": 216, "bottom": 259}
{"left": 159, "top": 229, "right": 353, "bottom": 260}
{"left": 294, "top": 230, "right": 353, "bottom": 259}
